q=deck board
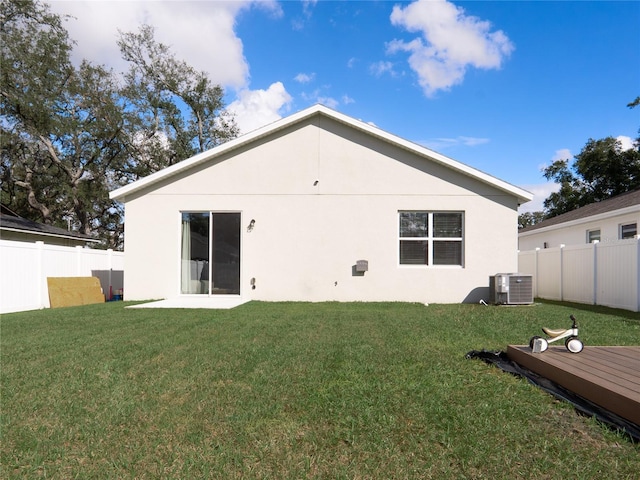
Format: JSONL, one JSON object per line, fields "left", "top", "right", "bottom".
{"left": 507, "top": 345, "right": 640, "bottom": 426}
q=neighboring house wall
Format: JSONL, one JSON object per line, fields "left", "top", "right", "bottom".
{"left": 518, "top": 190, "right": 640, "bottom": 250}
{"left": 0, "top": 240, "right": 124, "bottom": 314}
{"left": 519, "top": 210, "right": 640, "bottom": 251}
{"left": 120, "top": 115, "right": 524, "bottom": 304}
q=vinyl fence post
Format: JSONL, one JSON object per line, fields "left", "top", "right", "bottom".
{"left": 636, "top": 237, "right": 640, "bottom": 312}
{"left": 36, "top": 241, "right": 45, "bottom": 309}
{"left": 108, "top": 249, "right": 113, "bottom": 301}
{"left": 592, "top": 240, "right": 599, "bottom": 306}
{"left": 535, "top": 248, "right": 540, "bottom": 299}
{"left": 559, "top": 244, "right": 565, "bottom": 302}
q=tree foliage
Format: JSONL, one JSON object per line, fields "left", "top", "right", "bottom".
{"left": 1, "top": 0, "right": 237, "bottom": 249}
{"left": 542, "top": 133, "right": 640, "bottom": 218}
{"left": 518, "top": 211, "right": 545, "bottom": 230}
{"left": 117, "top": 25, "right": 238, "bottom": 179}
{"left": 1, "top": 0, "right": 76, "bottom": 223}
{"left": 518, "top": 98, "right": 639, "bottom": 228}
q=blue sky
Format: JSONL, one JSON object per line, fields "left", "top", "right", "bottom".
{"left": 50, "top": 0, "right": 640, "bottom": 212}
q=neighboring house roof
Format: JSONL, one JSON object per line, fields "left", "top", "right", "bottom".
{"left": 110, "top": 104, "right": 532, "bottom": 204}
{"left": 0, "top": 211, "right": 99, "bottom": 243}
{"left": 519, "top": 189, "right": 640, "bottom": 234}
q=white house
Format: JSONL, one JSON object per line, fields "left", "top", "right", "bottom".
{"left": 518, "top": 189, "right": 640, "bottom": 251}
{"left": 110, "top": 105, "right": 531, "bottom": 306}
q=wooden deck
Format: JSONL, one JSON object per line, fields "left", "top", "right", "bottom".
{"left": 507, "top": 345, "right": 640, "bottom": 426}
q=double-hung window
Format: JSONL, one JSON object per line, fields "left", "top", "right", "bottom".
{"left": 399, "top": 211, "right": 464, "bottom": 266}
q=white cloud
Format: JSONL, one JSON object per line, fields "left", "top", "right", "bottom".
{"left": 552, "top": 148, "right": 573, "bottom": 161}
{"left": 227, "top": 82, "right": 293, "bottom": 134}
{"left": 49, "top": 0, "right": 282, "bottom": 89}
{"left": 342, "top": 95, "right": 355, "bottom": 105}
{"left": 421, "top": 136, "right": 489, "bottom": 151}
{"left": 302, "top": 0, "right": 318, "bottom": 18}
{"left": 458, "top": 136, "right": 489, "bottom": 147}
{"left": 316, "top": 96, "right": 340, "bottom": 109}
{"left": 519, "top": 148, "right": 571, "bottom": 213}
{"left": 388, "top": 0, "right": 514, "bottom": 96}
{"left": 536, "top": 148, "right": 572, "bottom": 174}
{"left": 533, "top": 148, "right": 572, "bottom": 174}
{"left": 291, "top": 0, "right": 318, "bottom": 30}
{"left": 369, "top": 61, "right": 397, "bottom": 77}
{"left": 294, "top": 73, "right": 316, "bottom": 83}
{"left": 299, "top": 87, "right": 353, "bottom": 109}
{"left": 518, "top": 182, "right": 559, "bottom": 213}
{"left": 49, "top": 0, "right": 293, "bottom": 140}
{"left": 617, "top": 135, "right": 635, "bottom": 151}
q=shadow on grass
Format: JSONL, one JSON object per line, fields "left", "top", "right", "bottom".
{"left": 535, "top": 298, "right": 640, "bottom": 324}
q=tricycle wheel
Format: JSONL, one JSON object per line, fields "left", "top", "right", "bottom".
{"left": 529, "top": 336, "right": 548, "bottom": 352}
{"left": 565, "top": 336, "right": 583, "bottom": 354}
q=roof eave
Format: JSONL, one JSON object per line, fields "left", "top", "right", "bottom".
{"left": 518, "top": 204, "right": 640, "bottom": 237}
{"left": 0, "top": 226, "right": 101, "bottom": 243}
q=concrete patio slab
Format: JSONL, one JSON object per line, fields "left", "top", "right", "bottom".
{"left": 127, "top": 297, "right": 248, "bottom": 310}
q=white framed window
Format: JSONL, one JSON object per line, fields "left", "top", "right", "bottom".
{"left": 399, "top": 211, "right": 464, "bottom": 266}
{"left": 587, "top": 229, "right": 601, "bottom": 243}
{"left": 620, "top": 223, "right": 637, "bottom": 239}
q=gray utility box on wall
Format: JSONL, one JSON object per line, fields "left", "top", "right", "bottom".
{"left": 356, "top": 260, "right": 369, "bottom": 272}
{"left": 489, "top": 273, "right": 533, "bottom": 305}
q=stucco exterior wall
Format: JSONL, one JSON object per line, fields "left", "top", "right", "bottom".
{"left": 122, "top": 117, "right": 520, "bottom": 303}
{"left": 518, "top": 211, "right": 640, "bottom": 251}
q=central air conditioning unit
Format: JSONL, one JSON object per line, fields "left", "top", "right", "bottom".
{"left": 489, "top": 273, "right": 533, "bottom": 305}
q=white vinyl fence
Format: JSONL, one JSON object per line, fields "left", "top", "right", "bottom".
{"left": 0, "top": 240, "right": 124, "bottom": 314}
{"left": 518, "top": 238, "right": 640, "bottom": 312}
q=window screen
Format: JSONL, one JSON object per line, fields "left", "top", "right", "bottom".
{"left": 399, "top": 211, "right": 463, "bottom": 266}
{"left": 621, "top": 223, "right": 637, "bottom": 239}
{"left": 587, "top": 229, "right": 600, "bottom": 243}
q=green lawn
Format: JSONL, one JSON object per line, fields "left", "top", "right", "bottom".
{"left": 2, "top": 301, "right": 639, "bottom": 478}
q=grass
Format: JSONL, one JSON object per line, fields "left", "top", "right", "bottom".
{"left": 1, "top": 301, "right": 639, "bottom": 479}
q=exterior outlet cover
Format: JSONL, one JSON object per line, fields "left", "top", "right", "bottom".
{"left": 356, "top": 260, "right": 368, "bottom": 272}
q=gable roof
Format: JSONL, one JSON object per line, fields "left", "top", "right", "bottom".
{"left": 110, "top": 104, "right": 532, "bottom": 204}
{"left": 519, "top": 188, "right": 640, "bottom": 234}
{"left": 0, "top": 211, "right": 99, "bottom": 243}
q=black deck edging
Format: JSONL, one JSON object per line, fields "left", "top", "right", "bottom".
{"left": 466, "top": 349, "right": 640, "bottom": 442}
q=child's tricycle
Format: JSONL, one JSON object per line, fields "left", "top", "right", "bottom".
{"left": 529, "top": 314, "right": 584, "bottom": 354}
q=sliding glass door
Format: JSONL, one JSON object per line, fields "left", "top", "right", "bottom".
{"left": 181, "top": 212, "right": 240, "bottom": 295}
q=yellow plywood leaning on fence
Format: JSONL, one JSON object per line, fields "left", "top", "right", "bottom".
{"left": 47, "top": 277, "right": 105, "bottom": 308}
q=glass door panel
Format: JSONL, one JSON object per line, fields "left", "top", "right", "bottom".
{"left": 211, "top": 213, "right": 241, "bottom": 295}
{"left": 181, "top": 213, "right": 210, "bottom": 294}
